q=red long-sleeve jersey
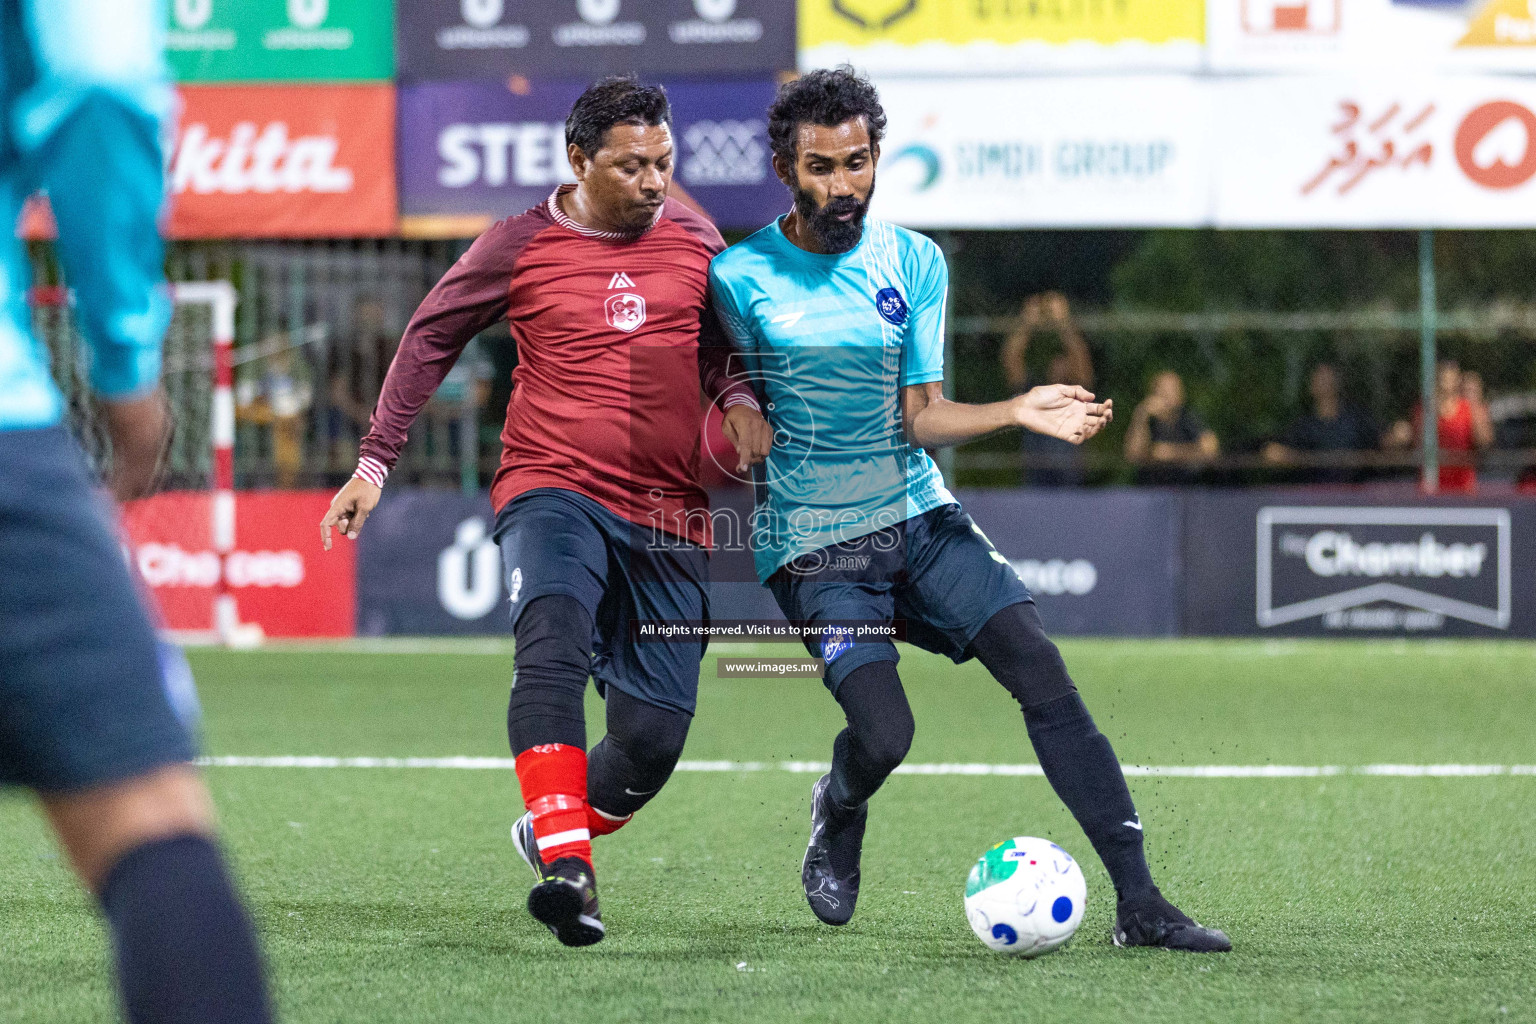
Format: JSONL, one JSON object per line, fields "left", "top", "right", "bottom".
{"left": 356, "top": 186, "right": 758, "bottom": 548}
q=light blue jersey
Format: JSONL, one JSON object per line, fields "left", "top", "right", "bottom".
{"left": 709, "top": 216, "right": 956, "bottom": 582}
{"left": 0, "top": 0, "right": 173, "bottom": 431}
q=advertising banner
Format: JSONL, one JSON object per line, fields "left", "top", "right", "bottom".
{"left": 1182, "top": 493, "right": 1536, "bottom": 637}
{"left": 1208, "top": 0, "right": 1536, "bottom": 73}
{"left": 356, "top": 489, "right": 1182, "bottom": 637}
{"left": 1212, "top": 76, "right": 1536, "bottom": 227}
{"left": 956, "top": 490, "right": 1182, "bottom": 637}
{"left": 870, "top": 77, "right": 1211, "bottom": 228}
{"left": 169, "top": 85, "right": 397, "bottom": 238}
{"left": 121, "top": 491, "right": 354, "bottom": 638}
{"left": 167, "top": 0, "right": 393, "bottom": 82}
{"left": 799, "top": 0, "right": 1204, "bottom": 74}
{"left": 397, "top": 78, "right": 784, "bottom": 234}
{"left": 356, "top": 489, "right": 784, "bottom": 636}
{"left": 396, "top": 0, "right": 795, "bottom": 81}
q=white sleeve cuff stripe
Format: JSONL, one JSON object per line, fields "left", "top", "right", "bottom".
{"left": 722, "top": 392, "right": 761, "bottom": 412}
{"left": 354, "top": 457, "right": 389, "bottom": 488}
{"left": 535, "top": 828, "right": 591, "bottom": 851}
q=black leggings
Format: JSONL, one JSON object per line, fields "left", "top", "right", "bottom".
{"left": 824, "top": 601, "right": 1077, "bottom": 809}
{"left": 507, "top": 595, "right": 691, "bottom": 817}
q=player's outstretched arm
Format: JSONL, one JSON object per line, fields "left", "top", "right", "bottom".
{"left": 902, "top": 382, "right": 1112, "bottom": 449}
{"left": 320, "top": 476, "right": 382, "bottom": 550}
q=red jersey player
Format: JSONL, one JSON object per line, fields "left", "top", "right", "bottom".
{"left": 320, "top": 77, "right": 771, "bottom": 946}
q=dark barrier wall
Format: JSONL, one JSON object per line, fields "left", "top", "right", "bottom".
{"left": 956, "top": 489, "right": 1182, "bottom": 636}
{"left": 357, "top": 488, "right": 1536, "bottom": 638}
{"left": 1183, "top": 492, "right": 1536, "bottom": 637}
{"left": 397, "top": 0, "right": 796, "bottom": 80}
{"left": 356, "top": 488, "right": 1184, "bottom": 637}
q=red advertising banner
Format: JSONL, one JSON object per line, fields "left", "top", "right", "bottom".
{"left": 169, "top": 84, "right": 397, "bottom": 238}
{"left": 121, "top": 491, "right": 354, "bottom": 638}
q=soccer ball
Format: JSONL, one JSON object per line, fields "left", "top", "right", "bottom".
{"left": 964, "top": 837, "right": 1087, "bottom": 957}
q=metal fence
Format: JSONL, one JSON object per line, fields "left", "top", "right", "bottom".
{"left": 35, "top": 238, "right": 1536, "bottom": 494}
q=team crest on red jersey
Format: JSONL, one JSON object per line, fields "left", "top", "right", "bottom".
{"left": 606, "top": 292, "right": 646, "bottom": 333}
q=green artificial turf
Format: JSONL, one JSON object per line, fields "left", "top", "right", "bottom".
{"left": 3, "top": 640, "right": 1535, "bottom": 1023}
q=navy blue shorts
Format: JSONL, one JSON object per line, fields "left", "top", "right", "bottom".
{"left": 0, "top": 427, "right": 197, "bottom": 793}
{"left": 766, "top": 503, "right": 1032, "bottom": 694}
{"left": 494, "top": 488, "right": 708, "bottom": 716}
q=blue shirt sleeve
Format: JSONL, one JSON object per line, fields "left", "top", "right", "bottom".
{"left": 17, "top": 0, "right": 173, "bottom": 399}
{"left": 708, "top": 258, "right": 761, "bottom": 356}
{"left": 900, "top": 236, "right": 948, "bottom": 388}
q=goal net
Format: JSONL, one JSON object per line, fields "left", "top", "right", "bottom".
{"left": 36, "top": 281, "right": 263, "bottom": 646}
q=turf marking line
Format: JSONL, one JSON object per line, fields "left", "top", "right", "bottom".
{"left": 196, "top": 757, "right": 1536, "bottom": 778}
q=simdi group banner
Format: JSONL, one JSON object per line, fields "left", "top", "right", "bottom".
{"left": 1212, "top": 76, "right": 1536, "bottom": 227}
{"left": 166, "top": 0, "right": 394, "bottom": 81}
{"left": 870, "top": 76, "right": 1212, "bottom": 228}
{"left": 798, "top": 0, "right": 1204, "bottom": 73}
{"left": 1208, "top": 0, "right": 1536, "bottom": 73}
{"left": 169, "top": 85, "right": 397, "bottom": 238}
{"left": 396, "top": 0, "right": 795, "bottom": 80}
{"left": 397, "top": 78, "right": 784, "bottom": 235}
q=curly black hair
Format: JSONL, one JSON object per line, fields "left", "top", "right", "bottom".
{"left": 767, "top": 66, "right": 887, "bottom": 166}
{"left": 565, "top": 75, "right": 672, "bottom": 156}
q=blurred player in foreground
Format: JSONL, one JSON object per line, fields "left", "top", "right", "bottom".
{"left": 709, "top": 68, "right": 1230, "bottom": 952}
{"left": 321, "top": 77, "right": 771, "bottom": 947}
{"left": 0, "top": 2, "right": 272, "bottom": 1020}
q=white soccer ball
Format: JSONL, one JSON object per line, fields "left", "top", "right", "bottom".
{"left": 964, "top": 836, "right": 1087, "bottom": 957}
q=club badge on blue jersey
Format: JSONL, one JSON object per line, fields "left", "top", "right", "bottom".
{"left": 874, "top": 287, "right": 909, "bottom": 326}
{"left": 821, "top": 625, "right": 856, "bottom": 663}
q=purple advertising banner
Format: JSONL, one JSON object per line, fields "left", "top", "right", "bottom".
{"left": 396, "top": 0, "right": 795, "bottom": 81}
{"left": 398, "top": 78, "right": 786, "bottom": 234}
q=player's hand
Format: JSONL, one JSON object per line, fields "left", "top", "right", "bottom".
{"left": 1042, "top": 291, "right": 1070, "bottom": 325}
{"left": 1020, "top": 295, "right": 1044, "bottom": 328}
{"left": 102, "top": 389, "right": 171, "bottom": 502}
{"left": 1013, "top": 385, "right": 1112, "bottom": 445}
{"left": 320, "top": 476, "right": 382, "bottom": 550}
{"left": 721, "top": 404, "right": 773, "bottom": 474}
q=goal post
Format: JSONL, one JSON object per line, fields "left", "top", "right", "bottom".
{"left": 36, "top": 279, "right": 263, "bottom": 647}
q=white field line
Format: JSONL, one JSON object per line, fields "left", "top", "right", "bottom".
{"left": 196, "top": 756, "right": 1536, "bottom": 778}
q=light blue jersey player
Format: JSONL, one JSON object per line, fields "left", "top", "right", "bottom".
{"left": 0, "top": 2, "right": 271, "bottom": 1020}
{"left": 709, "top": 68, "right": 1230, "bottom": 953}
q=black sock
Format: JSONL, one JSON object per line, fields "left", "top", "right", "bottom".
{"left": 827, "top": 660, "right": 913, "bottom": 811}
{"left": 1024, "top": 693, "right": 1155, "bottom": 901}
{"left": 99, "top": 834, "right": 272, "bottom": 1024}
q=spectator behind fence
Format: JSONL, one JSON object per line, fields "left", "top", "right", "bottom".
{"left": 327, "top": 296, "right": 398, "bottom": 468}
{"left": 999, "top": 292, "right": 1094, "bottom": 486}
{"left": 1387, "top": 360, "right": 1494, "bottom": 493}
{"left": 236, "top": 337, "right": 314, "bottom": 488}
{"left": 1262, "top": 363, "right": 1383, "bottom": 484}
{"left": 1124, "top": 370, "right": 1219, "bottom": 485}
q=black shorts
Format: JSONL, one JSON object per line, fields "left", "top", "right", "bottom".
{"left": 494, "top": 487, "right": 708, "bottom": 716}
{"left": 766, "top": 503, "right": 1032, "bottom": 694}
{"left": 0, "top": 427, "right": 197, "bottom": 793}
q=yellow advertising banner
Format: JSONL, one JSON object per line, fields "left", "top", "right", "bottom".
{"left": 799, "top": 0, "right": 1205, "bottom": 73}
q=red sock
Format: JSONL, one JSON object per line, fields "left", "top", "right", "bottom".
{"left": 515, "top": 744, "right": 592, "bottom": 868}
{"left": 586, "top": 804, "right": 632, "bottom": 838}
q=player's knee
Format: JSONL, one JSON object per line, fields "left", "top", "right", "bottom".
{"left": 856, "top": 712, "right": 914, "bottom": 777}
{"left": 42, "top": 764, "right": 216, "bottom": 892}
{"left": 608, "top": 691, "right": 691, "bottom": 777}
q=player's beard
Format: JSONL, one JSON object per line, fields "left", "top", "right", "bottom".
{"left": 794, "top": 175, "right": 875, "bottom": 254}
